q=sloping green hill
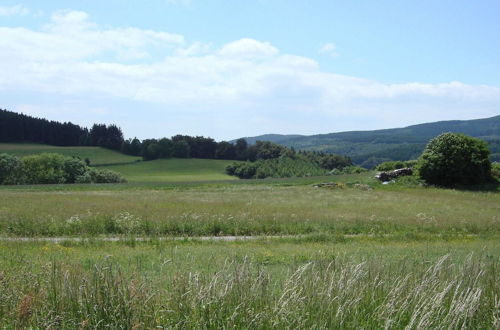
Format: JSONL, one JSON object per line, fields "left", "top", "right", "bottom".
{"left": 102, "top": 158, "right": 238, "bottom": 182}
{"left": 233, "top": 134, "right": 304, "bottom": 145}
{"left": 0, "top": 143, "right": 141, "bottom": 166}
{"left": 240, "top": 115, "right": 500, "bottom": 166}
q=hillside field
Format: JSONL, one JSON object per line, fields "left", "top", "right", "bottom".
{"left": 102, "top": 158, "right": 238, "bottom": 182}
{"left": 0, "top": 143, "right": 141, "bottom": 166}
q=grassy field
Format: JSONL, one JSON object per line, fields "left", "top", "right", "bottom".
{"left": 102, "top": 158, "right": 238, "bottom": 182}
{"left": 0, "top": 171, "right": 498, "bottom": 328}
{"left": 0, "top": 238, "right": 497, "bottom": 328}
{"left": 0, "top": 177, "right": 498, "bottom": 237}
{"left": 0, "top": 143, "right": 141, "bottom": 166}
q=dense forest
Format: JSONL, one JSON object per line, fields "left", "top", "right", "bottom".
{"left": 0, "top": 109, "right": 124, "bottom": 150}
{"left": 1, "top": 109, "right": 351, "bottom": 168}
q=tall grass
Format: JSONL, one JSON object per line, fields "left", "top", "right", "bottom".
{"left": 0, "top": 184, "right": 498, "bottom": 237}
{"left": 0, "top": 254, "right": 497, "bottom": 328}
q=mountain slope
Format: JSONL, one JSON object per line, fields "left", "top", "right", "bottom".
{"left": 238, "top": 115, "right": 500, "bottom": 166}
{"left": 233, "top": 134, "right": 304, "bottom": 145}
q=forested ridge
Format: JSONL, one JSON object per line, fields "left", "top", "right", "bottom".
{"left": 0, "top": 109, "right": 124, "bottom": 150}
{"left": 239, "top": 115, "right": 500, "bottom": 165}
{"left": 1, "top": 109, "right": 350, "bottom": 169}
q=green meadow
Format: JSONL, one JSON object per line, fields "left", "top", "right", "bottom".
{"left": 0, "top": 148, "right": 498, "bottom": 328}
{"left": 102, "top": 158, "right": 238, "bottom": 182}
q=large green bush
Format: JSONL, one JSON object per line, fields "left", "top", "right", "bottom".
{"left": 22, "top": 153, "right": 67, "bottom": 184}
{"left": 417, "top": 133, "right": 491, "bottom": 186}
{"left": 0, "top": 153, "right": 23, "bottom": 184}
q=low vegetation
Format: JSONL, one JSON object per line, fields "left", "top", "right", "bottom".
{"left": 0, "top": 153, "right": 126, "bottom": 185}
{"left": 0, "top": 239, "right": 497, "bottom": 328}
{"left": 375, "top": 160, "right": 417, "bottom": 171}
{"left": 103, "top": 158, "right": 237, "bottom": 182}
{"left": 0, "top": 175, "right": 498, "bottom": 237}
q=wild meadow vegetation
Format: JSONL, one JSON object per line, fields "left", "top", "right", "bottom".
{"left": 0, "top": 238, "right": 498, "bottom": 328}
{"left": 0, "top": 114, "right": 499, "bottom": 327}
{"left": 0, "top": 164, "right": 499, "bottom": 327}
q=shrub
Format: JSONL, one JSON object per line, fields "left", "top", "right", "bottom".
{"left": 0, "top": 153, "right": 126, "bottom": 185}
{"left": 0, "top": 153, "right": 23, "bottom": 184}
{"left": 89, "top": 168, "right": 127, "bottom": 183}
{"left": 417, "top": 133, "right": 492, "bottom": 186}
{"left": 375, "top": 160, "right": 417, "bottom": 171}
{"left": 491, "top": 162, "right": 500, "bottom": 182}
{"left": 64, "top": 157, "right": 89, "bottom": 183}
{"left": 22, "top": 153, "right": 67, "bottom": 184}
{"left": 329, "top": 166, "right": 368, "bottom": 175}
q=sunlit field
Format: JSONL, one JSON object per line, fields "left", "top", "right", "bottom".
{"left": 0, "top": 239, "right": 498, "bottom": 328}
{"left": 102, "top": 158, "right": 238, "bottom": 182}
{"left": 0, "top": 172, "right": 498, "bottom": 328}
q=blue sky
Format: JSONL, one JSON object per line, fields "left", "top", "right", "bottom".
{"left": 1, "top": 0, "right": 499, "bottom": 140}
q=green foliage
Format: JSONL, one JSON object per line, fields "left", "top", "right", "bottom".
{"left": 22, "top": 153, "right": 67, "bottom": 184}
{"left": 0, "top": 143, "right": 141, "bottom": 166}
{"left": 329, "top": 165, "right": 368, "bottom": 175}
{"left": 63, "top": 157, "right": 89, "bottom": 183}
{"left": 417, "top": 133, "right": 492, "bottom": 186}
{"left": 227, "top": 157, "right": 328, "bottom": 179}
{"left": 491, "top": 162, "right": 500, "bottom": 182}
{"left": 0, "top": 152, "right": 126, "bottom": 185}
{"left": 375, "top": 160, "right": 417, "bottom": 171}
{"left": 0, "top": 153, "right": 23, "bottom": 184}
{"left": 89, "top": 168, "right": 127, "bottom": 183}
{"left": 271, "top": 115, "right": 500, "bottom": 164}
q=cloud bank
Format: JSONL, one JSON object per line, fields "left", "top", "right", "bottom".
{"left": 0, "top": 10, "right": 498, "bottom": 139}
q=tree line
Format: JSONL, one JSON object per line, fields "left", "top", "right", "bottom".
{"left": 0, "top": 109, "right": 124, "bottom": 150}
{"left": 1, "top": 108, "right": 352, "bottom": 167}
{"left": 121, "top": 137, "right": 352, "bottom": 167}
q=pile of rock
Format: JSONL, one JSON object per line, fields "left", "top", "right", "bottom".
{"left": 313, "top": 182, "right": 340, "bottom": 188}
{"left": 375, "top": 167, "right": 413, "bottom": 182}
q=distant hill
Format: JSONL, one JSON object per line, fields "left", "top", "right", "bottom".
{"left": 237, "top": 115, "right": 500, "bottom": 167}
{"left": 232, "top": 134, "right": 304, "bottom": 145}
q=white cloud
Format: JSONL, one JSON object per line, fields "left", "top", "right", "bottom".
{"left": 218, "top": 38, "right": 279, "bottom": 59}
{"left": 0, "top": 10, "right": 499, "bottom": 139}
{"left": 319, "top": 42, "right": 339, "bottom": 57}
{"left": 0, "top": 4, "right": 29, "bottom": 16}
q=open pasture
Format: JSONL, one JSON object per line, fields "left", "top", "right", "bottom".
{"left": 0, "top": 175, "right": 498, "bottom": 238}
{"left": 101, "top": 158, "right": 239, "bottom": 182}
{"left": 0, "top": 173, "right": 498, "bottom": 328}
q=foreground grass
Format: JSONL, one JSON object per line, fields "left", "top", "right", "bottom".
{"left": 0, "top": 182, "right": 498, "bottom": 237}
{"left": 0, "top": 239, "right": 498, "bottom": 328}
{"left": 0, "top": 143, "right": 141, "bottom": 166}
{"left": 101, "top": 158, "right": 238, "bottom": 182}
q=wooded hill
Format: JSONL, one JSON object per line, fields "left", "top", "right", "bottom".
{"left": 237, "top": 115, "right": 500, "bottom": 167}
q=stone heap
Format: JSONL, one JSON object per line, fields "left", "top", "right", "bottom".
{"left": 375, "top": 167, "right": 413, "bottom": 182}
